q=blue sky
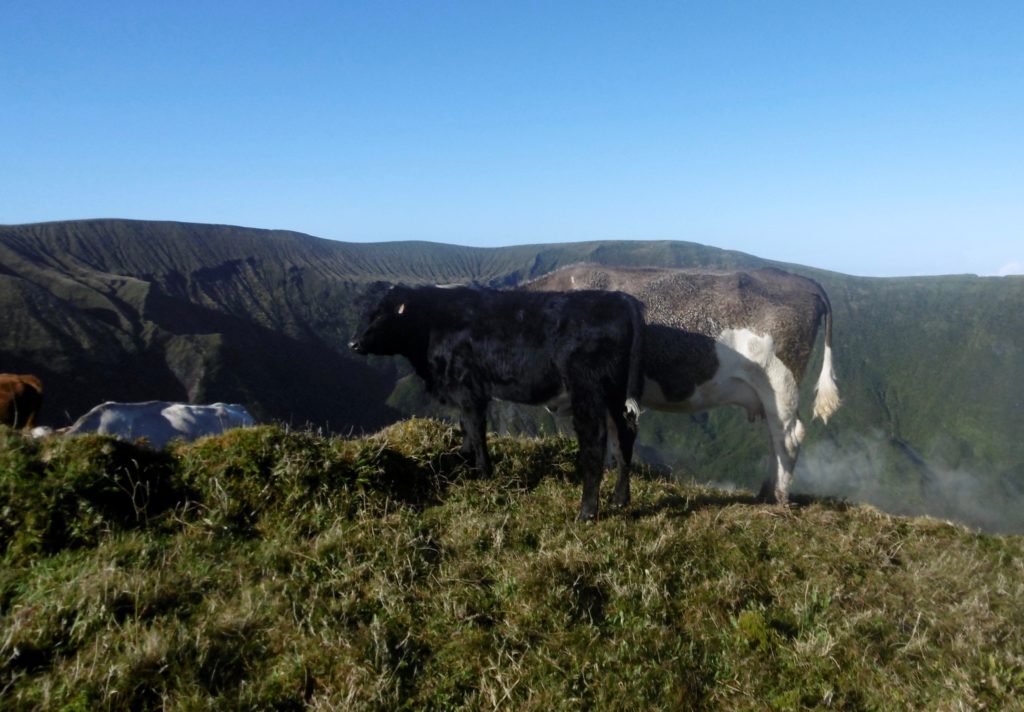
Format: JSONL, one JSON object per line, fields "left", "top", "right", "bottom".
{"left": 2, "top": 2, "right": 1022, "bottom": 277}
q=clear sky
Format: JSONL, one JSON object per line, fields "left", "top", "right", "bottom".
{"left": 2, "top": 2, "right": 1022, "bottom": 277}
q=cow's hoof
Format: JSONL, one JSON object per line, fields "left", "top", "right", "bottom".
{"left": 757, "top": 489, "right": 790, "bottom": 507}
{"left": 577, "top": 509, "right": 598, "bottom": 523}
{"left": 611, "top": 496, "right": 630, "bottom": 509}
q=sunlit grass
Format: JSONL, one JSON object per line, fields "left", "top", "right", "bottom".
{"left": 2, "top": 422, "right": 1021, "bottom": 709}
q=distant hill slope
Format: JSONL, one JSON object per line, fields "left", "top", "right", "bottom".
{"left": 1, "top": 219, "right": 1022, "bottom": 532}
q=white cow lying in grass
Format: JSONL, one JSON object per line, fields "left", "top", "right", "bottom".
{"left": 65, "top": 401, "right": 255, "bottom": 449}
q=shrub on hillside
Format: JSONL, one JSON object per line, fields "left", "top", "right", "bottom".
{"left": 176, "top": 421, "right": 472, "bottom": 537}
{"left": 0, "top": 428, "right": 184, "bottom": 563}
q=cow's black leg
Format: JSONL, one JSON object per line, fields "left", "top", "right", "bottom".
{"left": 458, "top": 401, "right": 492, "bottom": 478}
{"left": 607, "top": 408, "right": 636, "bottom": 509}
{"left": 570, "top": 391, "right": 607, "bottom": 522}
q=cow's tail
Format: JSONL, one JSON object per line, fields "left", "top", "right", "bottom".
{"left": 624, "top": 296, "right": 645, "bottom": 428}
{"left": 812, "top": 284, "right": 841, "bottom": 423}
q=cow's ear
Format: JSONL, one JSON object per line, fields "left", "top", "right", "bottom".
{"left": 397, "top": 303, "right": 406, "bottom": 315}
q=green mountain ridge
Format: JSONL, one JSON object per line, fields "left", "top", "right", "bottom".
{"left": 1, "top": 219, "right": 1021, "bottom": 532}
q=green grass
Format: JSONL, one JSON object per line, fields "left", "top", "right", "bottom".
{"left": 2, "top": 421, "right": 1022, "bottom": 710}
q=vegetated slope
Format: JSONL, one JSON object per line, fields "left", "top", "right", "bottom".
{"left": 1, "top": 219, "right": 1022, "bottom": 532}
{"left": 0, "top": 220, "right": 765, "bottom": 427}
{"left": 0, "top": 220, "right": 399, "bottom": 430}
{"left": 1, "top": 421, "right": 1021, "bottom": 710}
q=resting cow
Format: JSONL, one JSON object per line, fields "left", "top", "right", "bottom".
{"left": 65, "top": 401, "right": 255, "bottom": 449}
{"left": 349, "top": 283, "right": 644, "bottom": 521}
{"left": 525, "top": 265, "right": 840, "bottom": 505}
{"left": 0, "top": 373, "right": 43, "bottom": 430}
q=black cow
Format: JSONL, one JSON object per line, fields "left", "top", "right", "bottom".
{"left": 349, "top": 284, "right": 644, "bottom": 520}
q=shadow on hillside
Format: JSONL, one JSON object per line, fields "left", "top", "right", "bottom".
{"left": 624, "top": 490, "right": 851, "bottom": 521}
{"left": 377, "top": 450, "right": 474, "bottom": 508}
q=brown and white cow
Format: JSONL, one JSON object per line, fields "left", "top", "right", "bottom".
{"left": 525, "top": 264, "right": 840, "bottom": 505}
{"left": 0, "top": 373, "right": 43, "bottom": 430}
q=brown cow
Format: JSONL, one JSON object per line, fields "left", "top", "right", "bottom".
{"left": 0, "top": 374, "right": 44, "bottom": 429}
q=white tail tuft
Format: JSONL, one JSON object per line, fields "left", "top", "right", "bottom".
{"left": 625, "top": 398, "right": 641, "bottom": 421}
{"left": 813, "top": 345, "right": 841, "bottom": 423}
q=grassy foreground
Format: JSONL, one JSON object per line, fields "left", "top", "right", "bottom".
{"left": 1, "top": 421, "right": 1022, "bottom": 711}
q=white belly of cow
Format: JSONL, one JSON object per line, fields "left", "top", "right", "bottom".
{"left": 642, "top": 327, "right": 792, "bottom": 421}
{"left": 532, "top": 391, "right": 573, "bottom": 416}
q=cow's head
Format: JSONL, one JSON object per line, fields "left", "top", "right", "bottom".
{"left": 349, "top": 283, "right": 414, "bottom": 356}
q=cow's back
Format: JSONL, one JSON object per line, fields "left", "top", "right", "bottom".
{"left": 67, "top": 401, "right": 172, "bottom": 443}
{"left": 425, "top": 287, "right": 642, "bottom": 407}
{"left": 162, "top": 403, "right": 255, "bottom": 439}
{"left": 527, "top": 265, "right": 828, "bottom": 380}
{"left": 66, "top": 401, "right": 254, "bottom": 448}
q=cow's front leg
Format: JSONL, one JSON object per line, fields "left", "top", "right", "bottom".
{"left": 458, "top": 400, "right": 492, "bottom": 478}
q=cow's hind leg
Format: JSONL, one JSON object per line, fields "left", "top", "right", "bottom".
{"left": 724, "top": 331, "right": 807, "bottom": 505}
{"left": 570, "top": 392, "right": 608, "bottom": 522}
{"left": 752, "top": 375, "right": 804, "bottom": 506}
{"left": 607, "top": 409, "right": 636, "bottom": 509}
{"left": 759, "top": 414, "right": 799, "bottom": 505}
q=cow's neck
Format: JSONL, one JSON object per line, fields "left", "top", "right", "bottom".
{"left": 397, "top": 320, "right": 434, "bottom": 389}
{"left": 406, "top": 349, "right": 432, "bottom": 386}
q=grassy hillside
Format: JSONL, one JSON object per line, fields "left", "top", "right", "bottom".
{"left": 1, "top": 219, "right": 1022, "bottom": 533}
{"left": 1, "top": 422, "right": 1022, "bottom": 710}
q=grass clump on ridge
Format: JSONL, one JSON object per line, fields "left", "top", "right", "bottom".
{"left": 1, "top": 419, "right": 1022, "bottom": 710}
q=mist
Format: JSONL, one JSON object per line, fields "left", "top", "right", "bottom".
{"left": 794, "top": 429, "right": 1023, "bottom": 535}
{"left": 491, "top": 401, "right": 1023, "bottom": 534}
